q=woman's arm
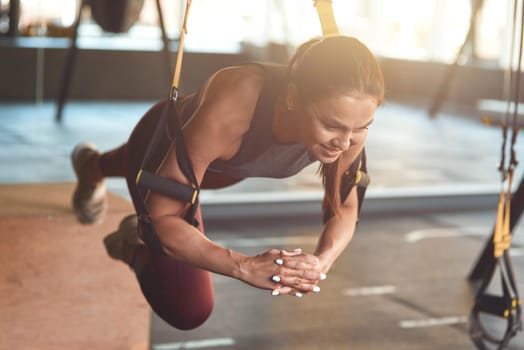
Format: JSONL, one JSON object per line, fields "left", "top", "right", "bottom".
{"left": 314, "top": 188, "right": 359, "bottom": 273}
{"left": 272, "top": 187, "right": 359, "bottom": 295}
{"left": 315, "top": 146, "right": 364, "bottom": 273}
{"left": 272, "top": 150, "right": 363, "bottom": 294}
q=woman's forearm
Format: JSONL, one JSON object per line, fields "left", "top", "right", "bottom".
{"left": 315, "top": 191, "right": 359, "bottom": 272}
{"left": 152, "top": 214, "right": 325, "bottom": 293}
{"left": 153, "top": 215, "right": 248, "bottom": 280}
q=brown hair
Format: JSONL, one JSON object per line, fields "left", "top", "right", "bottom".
{"left": 288, "top": 36, "right": 385, "bottom": 218}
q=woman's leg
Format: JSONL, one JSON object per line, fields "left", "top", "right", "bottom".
{"left": 98, "top": 144, "right": 129, "bottom": 177}
{"left": 132, "top": 207, "right": 214, "bottom": 330}
{"left": 104, "top": 208, "right": 214, "bottom": 330}
{"left": 71, "top": 141, "right": 132, "bottom": 224}
{"left": 71, "top": 101, "right": 166, "bottom": 224}
{"left": 71, "top": 142, "right": 109, "bottom": 224}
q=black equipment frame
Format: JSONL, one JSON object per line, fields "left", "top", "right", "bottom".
{"left": 55, "top": 0, "right": 173, "bottom": 122}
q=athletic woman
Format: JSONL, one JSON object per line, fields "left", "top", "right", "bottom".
{"left": 70, "top": 36, "right": 385, "bottom": 330}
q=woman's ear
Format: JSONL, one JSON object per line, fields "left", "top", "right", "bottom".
{"left": 285, "top": 83, "right": 298, "bottom": 111}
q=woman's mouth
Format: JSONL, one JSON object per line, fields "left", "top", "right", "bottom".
{"left": 321, "top": 144, "right": 342, "bottom": 158}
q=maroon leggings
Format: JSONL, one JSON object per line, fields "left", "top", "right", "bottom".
{"left": 99, "top": 102, "right": 242, "bottom": 330}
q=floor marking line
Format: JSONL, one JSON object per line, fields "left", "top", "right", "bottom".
{"left": 152, "top": 337, "right": 235, "bottom": 350}
{"left": 342, "top": 285, "right": 396, "bottom": 296}
{"left": 404, "top": 226, "right": 486, "bottom": 243}
{"left": 399, "top": 316, "right": 468, "bottom": 329}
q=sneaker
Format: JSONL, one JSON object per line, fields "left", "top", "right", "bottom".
{"left": 71, "top": 142, "right": 107, "bottom": 224}
{"left": 103, "top": 214, "right": 142, "bottom": 264}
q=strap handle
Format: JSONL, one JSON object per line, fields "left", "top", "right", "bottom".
{"left": 314, "top": 0, "right": 340, "bottom": 37}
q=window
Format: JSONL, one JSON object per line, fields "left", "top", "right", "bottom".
{"left": 19, "top": 0, "right": 78, "bottom": 28}
{"left": 5, "top": 0, "right": 516, "bottom": 68}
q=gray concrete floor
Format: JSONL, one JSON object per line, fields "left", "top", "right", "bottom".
{"left": 1, "top": 98, "right": 524, "bottom": 349}
{"left": 149, "top": 210, "right": 524, "bottom": 350}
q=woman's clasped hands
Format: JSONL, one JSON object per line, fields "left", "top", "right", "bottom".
{"left": 239, "top": 248, "right": 327, "bottom": 298}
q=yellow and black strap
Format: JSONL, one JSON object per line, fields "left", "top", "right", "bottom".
{"left": 470, "top": 166, "right": 522, "bottom": 349}
{"left": 134, "top": 0, "right": 201, "bottom": 233}
{"left": 470, "top": 0, "right": 522, "bottom": 346}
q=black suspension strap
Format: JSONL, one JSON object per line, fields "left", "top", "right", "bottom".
{"left": 134, "top": 0, "right": 200, "bottom": 243}
{"left": 469, "top": 0, "right": 522, "bottom": 347}
{"left": 342, "top": 150, "right": 370, "bottom": 216}
{"left": 322, "top": 150, "right": 370, "bottom": 223}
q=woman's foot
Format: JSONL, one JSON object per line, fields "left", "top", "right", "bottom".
{"left": 104, "top": 214, "right": 143, "bottom": 265}
{"left": 71, "top": 142, "right": 107, "bottom": 224}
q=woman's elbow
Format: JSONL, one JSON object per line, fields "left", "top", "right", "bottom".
{"left": 152, "top": 215, "right": 192, "bottom": 258}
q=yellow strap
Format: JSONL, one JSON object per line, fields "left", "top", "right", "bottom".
{"left": 355, "top": 169, "right": 362, "bottom": 184}
{"left": 171, "top": 0, "right": 193, "bottom": 92}
{"left": 502, "top": 172, "right": 514, "bottom": 250}
{"left": 493, "top": 187, "right": 505, "bottom": 257}
{"left": 191, "top": 189, "right": 199, "bottom": 205}
{"left": 135, "top": 168, "right": 143, "bottom": 185}
{"left": 493, "top": 172, "right": 514, "bottom": 257}
{"left": 314, "top": 0, "right": 340, "bottom": 37}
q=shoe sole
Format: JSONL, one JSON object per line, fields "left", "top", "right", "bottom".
{"left": 71, "top": 142, "right": 107, "bottom": 224}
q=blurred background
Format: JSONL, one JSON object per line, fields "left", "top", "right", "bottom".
{"left": 0, "top": 0, "right": 512, "bottom": 61}
{"left": 0, "top": 0, "right": 517, "bottom": 101}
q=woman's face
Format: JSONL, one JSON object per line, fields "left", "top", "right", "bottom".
{"left": 299, "top": 93, "right": 377, "bottom": 163}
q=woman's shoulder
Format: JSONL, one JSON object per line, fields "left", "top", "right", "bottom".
{"left": 205, "top": 64, "right": 265, "bottom": 97}
{"left": 197, "top": 64, "right": 266, "bottom": 129}
{"left": 200, "top": 63, "right": 289, "bottom": 106}
{"left": 214, "top": 63, "right": 286, "bottom": 86}
{"left": 181, "top": 65, "right": 268, "bottom": 161}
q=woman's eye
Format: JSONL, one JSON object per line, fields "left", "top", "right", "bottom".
{"left": 322, "top": 121, "right": 339, "bottom": 129}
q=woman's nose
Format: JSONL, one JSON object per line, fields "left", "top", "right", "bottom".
{"left": 335, "top": 131, "right": 351, "bottom": 150}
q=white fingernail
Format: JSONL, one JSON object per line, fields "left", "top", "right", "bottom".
{"left": 271, "top": 275, "right": 281, "bottom": 283}
{"left": 294, "top": 248, "right": 302, "bottom": 252}
{"left": 313, "top": 286, "right": 320, "bottom": 293}
{"left": 320, "top": 273, "right": 327, "bottom": 280}
{"left": 275, "top": 258, "right": 284, "bottom": 266}
{"left": 271, "top": 290, "right": 280, "bottom": 296}
{"left": 295, "top": 292, "right": 303, "bottom": 298}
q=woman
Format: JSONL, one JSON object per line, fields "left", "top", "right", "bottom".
{"left": 71, "top": 36, "right": 385, "bottom": 330}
